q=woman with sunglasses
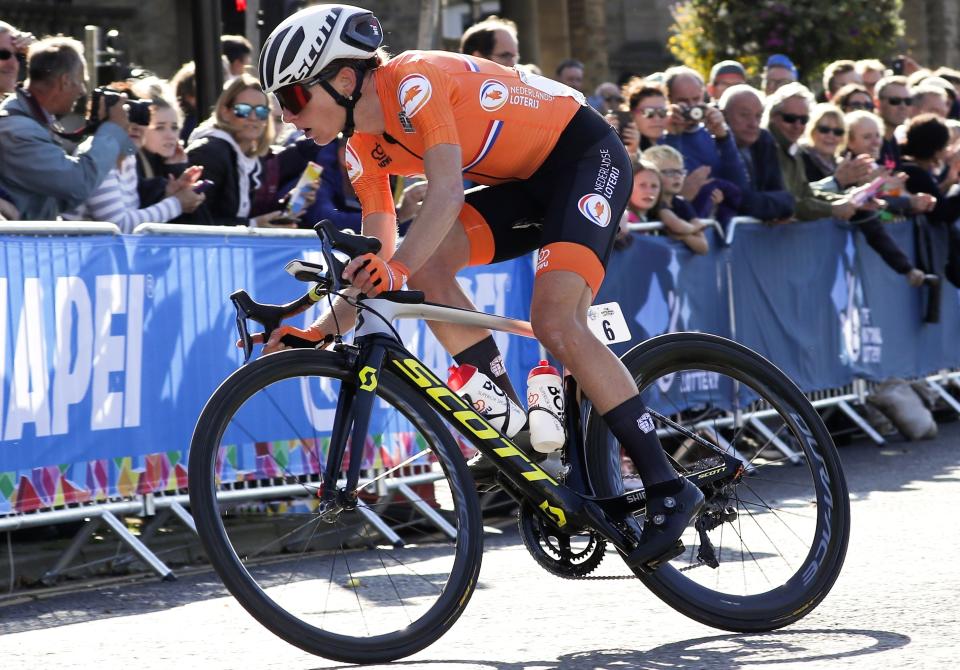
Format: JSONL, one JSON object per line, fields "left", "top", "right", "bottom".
{"left": 623, "top": 78, "right": 668, "bottom": 152}
{"left": 185, "top": 73, "right": 289, "bottom": 227}
{"left": 800, "top": 103, "right": 846, "bottom": 182}
{"left": 256, "top": 3, "right": 706, "bottom": 563}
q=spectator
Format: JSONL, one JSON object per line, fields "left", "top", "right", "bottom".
{"left": 623, "top": 78, "right": 667, "bottom": 152}
{"left": 459, "top": 16, "right": 519, "bottom": 68}
{"left": 910, "top": 83, "right": 949, "bottom": 118}
{"left": 707, "top": 60, "right": 746, "bottom": 102}
{"left": 221, "top": 35, "right": 253, "bottom": 78}
{"left": 800, "top": 103, "right": 846, "bottom": 182}
{"left": 662, "top": 66, "right": 748, "bottom": 203}
{"left": 184, "top": 73, "right": 285, "bottom": 227}
{"left": 0, "top": 187, "right": 18, "bottom": 220}
{"left": 641, "top": 144, "right": 710, "bottom": 254}
{"left": 589, "top": 81, "right": 624, "bottom": 115}
{"left": 856, "top": 59, "right": 886, "bottom": 95}
{"left": 555, "top": 58, "right": 584, "bottom": 92}
{"left": 171, "top": 61, "right": 197, "bottom": 142}
{"left": 65, "top": 95, "right": 204, "bottom": 232}
{"left": 933, "top": 67, "right": 960, "bottom": 117}
{"left": 762, "top": 54, "right": 798, "bottom": 96}
{"left": 764, "top": 83, "right": 853, "bottom": 222}
{"left": 822, "top": 60, "right": 861, "bottom": 101}
{"left": 0, "top": 21, "right": 33, "bottom": 97}
{"left": 719, "top": 84, "right": 794, "bottom": 221}
{"left": 919, "top": 76, "right": 958, "bottom": 116}
{"left": 874, "top": 75, "right": 913, "bottom": 167}
{"left": 0, "top": 36, "right": 134, "bottom": 220}
{"left": 138, "top": 96, "right": 189, "bottom": 204}
{"left": 834, "top": 83, "right": 875, "bottom": 114}
{"left": 900, "top": 114, "right": 960, "bottom": 287}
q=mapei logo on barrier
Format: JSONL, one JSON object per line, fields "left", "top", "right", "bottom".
{"left": 479, "top": 79, "right": 508, "bottom": 112}
{"left": 577, "top": 193, "right": 611, "bottom": 227}
{"left": 397, "top": 74, "right": 432, "bottom": 118}
{"left": 0, "top": 275, "right": 145, "bottom": 442}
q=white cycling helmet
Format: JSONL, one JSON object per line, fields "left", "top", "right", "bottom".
{"left": 259, "top": 4, "right": 383, "bottom": 137}
{"left": 259, "top": 4, "right": 383, "bottom": 93}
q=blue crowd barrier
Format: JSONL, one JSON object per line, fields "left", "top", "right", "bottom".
{"left": 1, "top": 218, "right": 957, "bottom": 516}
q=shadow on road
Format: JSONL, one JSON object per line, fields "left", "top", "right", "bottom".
{"left": 322, "top": 628, "right": 911, "bottom": 670}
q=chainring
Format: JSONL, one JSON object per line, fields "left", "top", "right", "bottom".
{"left": 517, "top": 501, "right": 606, "bottom": 579}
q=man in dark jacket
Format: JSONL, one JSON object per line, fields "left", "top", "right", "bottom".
{"left": 719, "top": 84, "right": 794, "bottom": 221}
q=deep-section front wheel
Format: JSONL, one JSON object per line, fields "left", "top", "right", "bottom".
{"left": 188, "top": 349, "right": 482, "bottom": 663}
{"left": 585, "top": 333, "right": 850, "bottom": 632}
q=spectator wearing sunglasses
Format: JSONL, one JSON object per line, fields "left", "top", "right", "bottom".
{"left": 764, "top": 83, "right": 858, "bottom": 222}
{"left": 875, "top": 75, "right": 912, "bottom": 168}
{"left": 459, "top": 16, "right": 519, "bottom": 68}
{"left": 623, "top": 78, "right": 668, "bottom": 152}
{"left": 185, "top": 73, "right": 287, "bottom": 227}
{"left": 0, "top": 21, "right": 33, "bottom": 97}
{"left": 834, "top": 83, "right": 875, "bottom": 114}
{"left": 800, "top": 104, "right": 846, "bottom": 182}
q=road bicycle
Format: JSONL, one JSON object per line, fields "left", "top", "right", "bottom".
{"left": 188, "top": 221, "right": 850, "bottom": 664}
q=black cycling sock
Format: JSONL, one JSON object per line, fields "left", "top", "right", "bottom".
{"left": 453, "top": 336, "right": 522, "bottom": 408}
{"left": 603, "top": 395, "right": 679, "bottom": 489}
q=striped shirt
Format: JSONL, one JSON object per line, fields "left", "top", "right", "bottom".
{"left": 67, "top": 155, "right": 182, "bottom": 232}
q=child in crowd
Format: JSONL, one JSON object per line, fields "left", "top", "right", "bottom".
{"left": 617, "top": 158, "right": 662, "bottom": 248}
{"left": 641, "top": 145, "right": 711, "bottom": 254}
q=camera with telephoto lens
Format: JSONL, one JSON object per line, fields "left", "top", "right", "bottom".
{"left": 88, "top": 87, "right": 153, "bottom": 127}
{"left": 681, "top": 104, "right": 706, "bottom": 122}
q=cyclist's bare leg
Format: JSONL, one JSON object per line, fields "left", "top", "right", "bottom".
{"left": 528, "top": 270, "right": 636, "bottom": 413}
{"left": 406, "top": 219, "right": 491, "bottom": 352}
{"left": 530, "top": 270, "right": 679, "bottom": 486}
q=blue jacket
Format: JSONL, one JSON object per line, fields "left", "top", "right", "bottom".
{"left": 737, "top": 129, "right": 795, "bottom": 220}
{"left": 662, "top": 126, "right": 749, "bottom": 190}
{"left": 0, "top": 89, "right": 134, "bottom": 221}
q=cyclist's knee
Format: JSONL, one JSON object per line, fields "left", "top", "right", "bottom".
{"left": 531, "top": 309, "right": 589, "bottom": 360}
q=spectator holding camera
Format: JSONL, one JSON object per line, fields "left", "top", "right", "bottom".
{"left": 185, "top": 73, "right": 287, "bottom": 227}
{"left": 662, "top": 66, "right": 749, "bottom": 200}
{"left": 65, "top": 90, "right": 204, "bottom": 232}
{"left": 0, "top": 37, "right": 135, "bottom": 221}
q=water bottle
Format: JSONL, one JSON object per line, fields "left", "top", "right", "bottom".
{"left": 447, "top": 364, "right": 525, "bottom": 438}
{"left": 526, "top": 360, "right": 565, "bottom": 453}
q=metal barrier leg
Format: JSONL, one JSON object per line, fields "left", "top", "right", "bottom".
{"left": 837, "top": 399, "right": 885, "bottom": 445}
{"left": 748, "top": 417, "right": 803, "bottom": 464}
{"left": 98, "top": 510, "right": 175, "bottom": 581}
{"left": 926, "top": 379, "right": 960, "bottom": 416}
{"left": 169, "top": 501, "right": 198, "bottom": 535}
{"left": 394, "top": 482, "right": 457, "bottom": 540}
{"left": 355, "top": 500, "right": 404, "bottom": 548}
{"left": 41, "top": 517, "right": 103, "bottom": 585}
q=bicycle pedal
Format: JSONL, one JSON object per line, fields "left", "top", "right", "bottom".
{"left": 635, "top": 541, "right": 685, "bottom": 574}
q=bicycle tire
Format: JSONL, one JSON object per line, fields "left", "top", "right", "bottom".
{"left": 585, "top": 332, "right": 850, "bottom": 632}
{"left": 188, "top": 349, "right": 483, "bottom": 663}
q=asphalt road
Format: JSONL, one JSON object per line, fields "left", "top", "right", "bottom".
{"left": 1, "top": 421, "right": 959, "bottom": 669}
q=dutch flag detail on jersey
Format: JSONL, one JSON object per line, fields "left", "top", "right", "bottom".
{"left": 463, "top": 120, "right": 503, "bottom": 172}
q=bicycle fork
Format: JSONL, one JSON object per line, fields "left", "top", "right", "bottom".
{"left": 318, "top": 342, "right": 387, "bottom": 519}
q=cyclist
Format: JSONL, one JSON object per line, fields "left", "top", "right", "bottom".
{"left": 257, "top": 3, "right": 703, "bottom": 567}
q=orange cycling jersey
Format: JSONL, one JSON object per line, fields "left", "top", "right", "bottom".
{"left": 345, "top": 51, "right": 584, "bottom": 216}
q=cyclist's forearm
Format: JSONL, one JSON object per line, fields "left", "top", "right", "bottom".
{"left": 309, "top": 291, "right": 359, "bottom": 336}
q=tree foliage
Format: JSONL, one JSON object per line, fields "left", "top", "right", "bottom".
{"left": 668, "top": 0, "right": 904, "bottom": 86}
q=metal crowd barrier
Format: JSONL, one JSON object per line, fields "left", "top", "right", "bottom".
{"left": 1, "top": 219, "right": 957, "bottom": 586}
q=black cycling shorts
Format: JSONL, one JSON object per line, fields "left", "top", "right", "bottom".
{"left": 459, "top": 105, "right": 633, "bottom": 295}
